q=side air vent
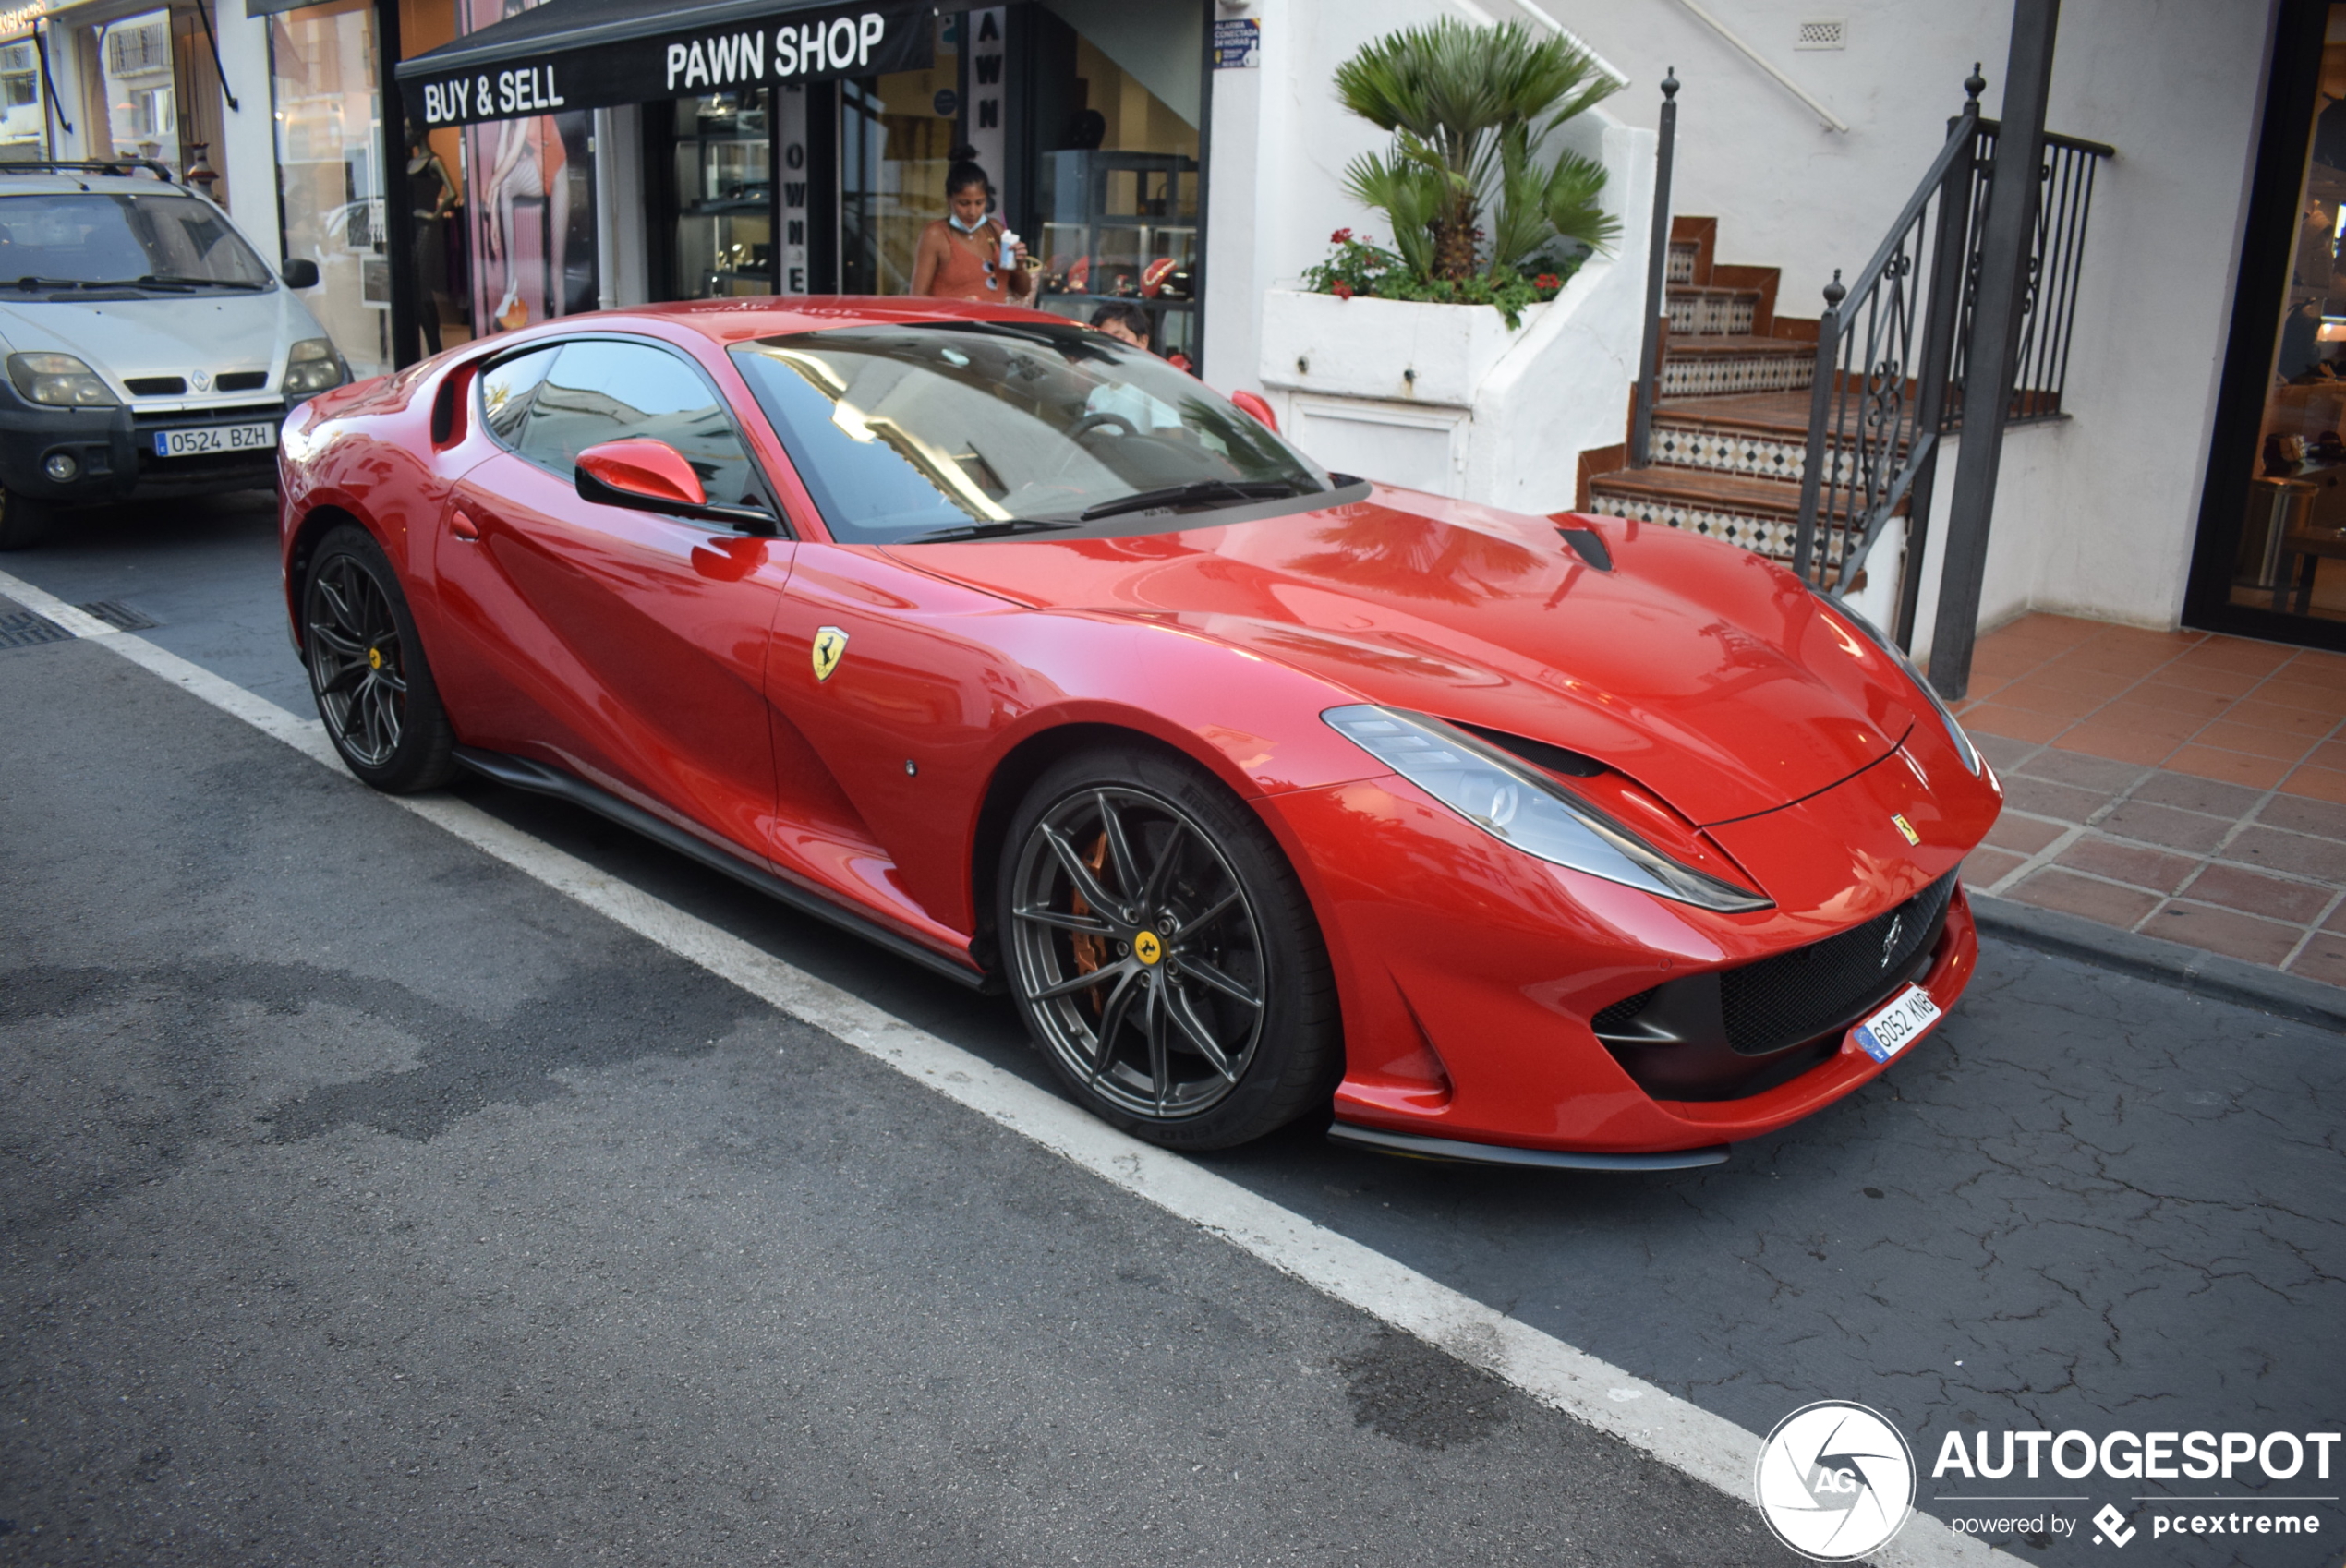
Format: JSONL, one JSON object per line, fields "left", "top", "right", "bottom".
{"left": 125, "top": 376, "right": 186, "bottom": 396}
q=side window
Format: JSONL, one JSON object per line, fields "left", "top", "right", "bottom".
{"left": 478, "top": 347, "right": 555, "bottom": 446}
{"left": 516, "top": 340, "right": 765, "bottom": 511}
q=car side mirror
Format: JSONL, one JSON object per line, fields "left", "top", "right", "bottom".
{"left": 281, "top": 257, "right": 320, "bottom": 290}
{"left": 574, "top": 438, "right": 780, "bottom": 534}
{"left": 1229, "top": 389, "right": 1278, "bottom": 434}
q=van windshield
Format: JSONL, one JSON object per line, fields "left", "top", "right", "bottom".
{"left": 0, "top": 191, "right": 273, "bottom": 290}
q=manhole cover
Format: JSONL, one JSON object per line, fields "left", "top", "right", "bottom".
{"left": 0, "top": 609, "right": 71, "bottom": 650}
{"left": 79, "top": 599, "right": 159, "bottom": 631}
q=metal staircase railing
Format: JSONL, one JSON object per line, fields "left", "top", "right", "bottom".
{"left": 1789, "top": 68, "right": 2112, "bottom": 643}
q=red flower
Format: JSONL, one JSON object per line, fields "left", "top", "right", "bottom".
{"left": 1331, "top": 228, "right": 1353, "bottom": 245}
{"left": 1331, "top": 280, "right": 1355, "bottom": 300}
{"left": 1534, "top": 273, "right": 1561, "bottom": 290}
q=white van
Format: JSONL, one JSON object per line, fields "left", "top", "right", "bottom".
{"left": 0, "top": 161, "right": 348, "bottom": 549}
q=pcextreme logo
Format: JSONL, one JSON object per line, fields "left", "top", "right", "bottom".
{"left": 1753, "top": 1401, "right": 1917, "bottom": 1561}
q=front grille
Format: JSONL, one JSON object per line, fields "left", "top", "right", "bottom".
{"left": 1719, "top": 872, "right": 1956, "bottom": 1055}
{"left": 126, "top": 376, "right": 187, "bottom": 396}
{"left": 217, "top": 370, "right": 268, "bottom": 392}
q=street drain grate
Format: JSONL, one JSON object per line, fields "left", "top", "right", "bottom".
{"left": 0, "top": 609, "right": 71, "bottom": 650}
{"left": 78, "top": 599, "right": 160, "bottom": 631}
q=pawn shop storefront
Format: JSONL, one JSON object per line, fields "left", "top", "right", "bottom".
{"left": 385, "top": 0, "right": 1209, "bottom": 366}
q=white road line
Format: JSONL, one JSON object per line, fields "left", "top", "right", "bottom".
{"left": 0, "top": 572, "right": 127, "bottom": 640}
{"left": 0, "top": 563, "right": 2010, "bottom": 1567}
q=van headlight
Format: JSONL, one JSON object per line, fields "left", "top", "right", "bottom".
{"left": 1812, "top": 592, "right": 1982, "bottom": 775}
{"left": 1324, "top": 706, "right": 1772, "bottom": 911}
{"left": 7, "top": 353, "right": 118, "bottom": 407}
{"left": 284, "top": 338, "right": 346, "bottom": 396}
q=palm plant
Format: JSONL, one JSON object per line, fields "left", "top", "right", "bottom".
{"left": 1336, "top": 18, "right": 1620, "bottom": 283}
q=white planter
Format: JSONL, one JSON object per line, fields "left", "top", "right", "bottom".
{"left": 1258, "top": 288, "right": 1546, "bottom": 407}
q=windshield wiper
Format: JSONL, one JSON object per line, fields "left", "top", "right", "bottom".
{"left": 8, "top": 276, "right": 98, "bottom": 291}
{"left": 86, "top": 275, "right": 267, "bottom": 291}
{"left": 899, "top": 517, "right": 1080, "bottom": 543}
{"left": 1078, "top": 478, "right": 1312, "bottom": 522}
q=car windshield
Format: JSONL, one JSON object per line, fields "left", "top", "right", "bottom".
{"left": 727, "top": 321, "right": 1332, "bottom": 543}
{"left": 0, "top": 191, "right": 273, "bottom": 289}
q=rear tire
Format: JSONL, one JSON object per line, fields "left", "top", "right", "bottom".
{"left": 301, "top": 523, "right": 457, "bottom": 793}
{"left": 0, "top": 489, "right": 54, "bottom": 550}
{"left": 998, "top": 745, "right": 1343, "bottom": 1150}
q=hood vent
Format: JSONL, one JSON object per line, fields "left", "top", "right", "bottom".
{"left": 1556, "top": 525, "right": 1614, "bottom": 572}
{"left": 1457, "top": 721, "right": 1605, "bottom": 778}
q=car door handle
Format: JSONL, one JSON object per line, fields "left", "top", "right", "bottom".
{"left": 450, "top": 509, "right": 479, "bottom": 542}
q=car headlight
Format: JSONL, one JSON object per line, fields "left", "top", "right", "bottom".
{"left": 1324, "top": 706, "right": 1772, "bottom": 912}
{"left": 284, "top": 338, "right": 346, "bottom": 396}
{"left": 7, "top": 352, "right": 118, "bottom": 407}
{"left": 1811, "top": 591, "right": 1982, "bottom": 776}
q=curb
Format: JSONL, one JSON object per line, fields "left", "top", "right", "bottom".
{"left": 1969, "top": 890, "right": 2346, "bottom": 1034}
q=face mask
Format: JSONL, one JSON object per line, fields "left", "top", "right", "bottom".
{"left": 949, "top": 211, "right": 986, "bottom": 235}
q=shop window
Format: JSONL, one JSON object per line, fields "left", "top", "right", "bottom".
{"left": 671, "top": 88, "right": 772, "bottom": 298}
{"left": 2223, "top": 4, "right": 2346, "bottom": 628}
{"left": 458, "top": 0, "right": 598, "bottom": 334}
{"left": 1018, "top": 2, "right": 1203, "bottom": 366}
{"left": 0, "top": 39, "right": 48, "bottom": 163}
{"left": 270, "top": 0, "right": 391, "bottom": 379}
{"left": 99, "top": 12, "right": 175, "bottom": 169}
{"left": 839, "top": 18, "right": 959, "bottom": 295}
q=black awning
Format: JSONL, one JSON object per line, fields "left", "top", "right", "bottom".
{"left": 395, "top": 0, "right": 934, "bottom": 128}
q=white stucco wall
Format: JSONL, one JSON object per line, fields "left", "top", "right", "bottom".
{"left": 1528, "top": 0, "right": 2276, "bottom": 636}
{"left": 1209, "top": 0, "right": 2277, "bottom": 641}
{"left": 216, "top": 6, "right": 278, "bottom": 249}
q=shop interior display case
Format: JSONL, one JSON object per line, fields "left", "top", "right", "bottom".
{"left": 1032, "top": 149, "right": 1199, "bottom": 362}
{"left": 671, "top": 88, "right": 773, "bottom": 297}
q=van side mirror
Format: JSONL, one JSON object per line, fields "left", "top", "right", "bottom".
{"left": 281, "top": 257, "right": 320, "bottom": 290}
{"left": 574, "top": 438, "right": 780, "bottom": 534}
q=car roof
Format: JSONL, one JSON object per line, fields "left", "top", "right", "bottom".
{"left": 0, "top": 173, "right": 196, "bottom": 197}
{"left": 565, "top": 296, "right": 1080, "bottom": 347}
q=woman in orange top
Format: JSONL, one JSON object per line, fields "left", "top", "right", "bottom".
{"left": 911, "top": 158, "right": 1031, "bottom": 302}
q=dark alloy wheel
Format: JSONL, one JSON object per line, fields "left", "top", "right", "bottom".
{"left": 302, "top": 525, "right": 456, "bottom": 792}
{"left": 1000, "top": 747, "right": 1342, "bottom": 1149}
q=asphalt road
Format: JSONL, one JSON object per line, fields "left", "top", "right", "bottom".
{"left": 4, "top": 498, "right": 2343, "bottom": 1566}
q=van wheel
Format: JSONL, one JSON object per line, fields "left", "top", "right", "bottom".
{"left": 0, "top": 489, "right": 54, "bottom": 550}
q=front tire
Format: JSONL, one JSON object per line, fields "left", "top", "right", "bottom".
{"left": 0, "top": 489, "right": 54, "bottom": 550}
{"left": 998, "top": 746, "right": 1343, "bottom": 1150}
{"left": 302, "top": 524, "right": 456, "bottom": 793}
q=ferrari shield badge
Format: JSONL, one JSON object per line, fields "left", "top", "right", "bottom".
{"left": 1892, "top": 813, "right": 1920, "bottom": 846}
{"left": 811, "top": 626, "right": 849, "bottom": 682}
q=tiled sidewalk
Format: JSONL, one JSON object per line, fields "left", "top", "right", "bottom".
{"left": 1946, "top": 613, "right": 2346, "bottom": 986}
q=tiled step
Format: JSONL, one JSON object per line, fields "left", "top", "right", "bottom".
{"left": 1658, "top": 335, "right": 1814, "bottom": 397}
{"left": 1666, "top": 240, "right": 1699, "bottom": 285}
{"left": 1667, "top": 284, "right": 1761, "bottom": 337}
{"left": 1585, "top": 464, "right": 1876, "bottom": 572}
{"left": 1587, "top": 466, "right": 1810, "bottom": 561}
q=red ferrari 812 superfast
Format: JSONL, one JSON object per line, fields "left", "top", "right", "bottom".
{"left": 278, "top": 297, "right": 2001, "bottom": 1168}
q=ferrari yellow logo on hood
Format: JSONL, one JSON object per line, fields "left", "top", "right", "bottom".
{"left": 811, "top": 626, "right": 849, "bottom": 682}
{"left": 1893, "top": 813, "right": 1920, "bottom": 846}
